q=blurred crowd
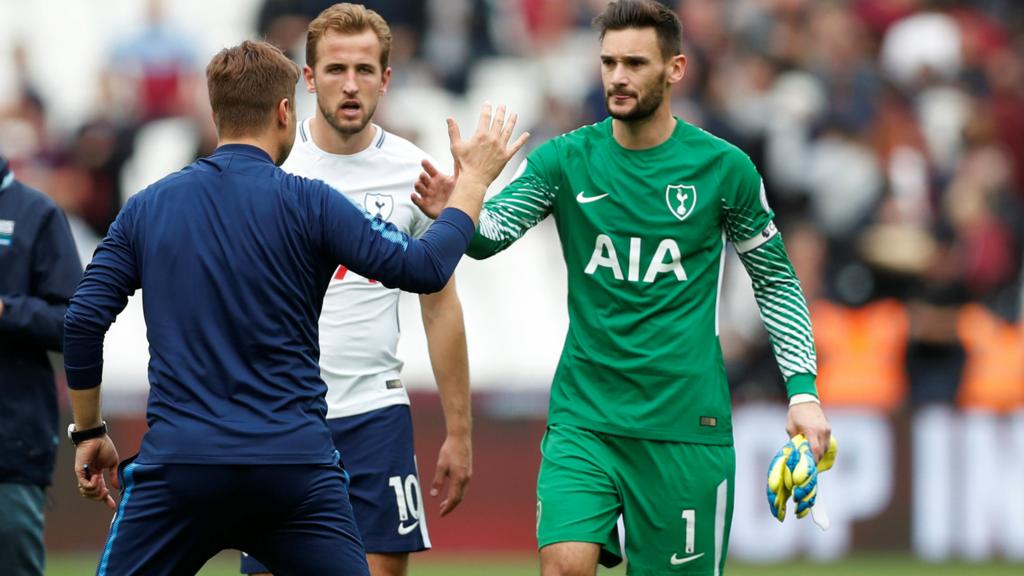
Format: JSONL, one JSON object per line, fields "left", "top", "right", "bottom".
{"left": 1, "top": 0, "right": 1021, "bottom": 412}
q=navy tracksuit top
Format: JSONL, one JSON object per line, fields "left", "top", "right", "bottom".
{"left": 64, "top": 144, "right": 473, "bottom": 465}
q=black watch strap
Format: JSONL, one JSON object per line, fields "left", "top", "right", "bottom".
{"left": 67, "top": 421, "right": 108, "bottom": 445}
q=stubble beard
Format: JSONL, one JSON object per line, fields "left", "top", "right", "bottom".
{"left": 605, "top": 70, "right": 667, "bottom": 122}
{"left": 318, "top": 96, "right": 377, "bottom": 137}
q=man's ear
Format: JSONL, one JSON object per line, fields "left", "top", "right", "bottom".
{"left": 277, "top": 98, "right": 291, "bottom": 127}
{"left": 380, "top": 66, "right": 392, "bottom": 96}
{"left": 668, "top": 53, "right": 687, "bottom": 85}
{"left": 304, "top": 65, "right": 316, "bottom": 94}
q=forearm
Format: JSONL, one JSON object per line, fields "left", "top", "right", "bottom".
{"left": 466, "top": 173, "right": 553, "bottom": 260}
{"left": 433, "top": 352, "right": 471, "bottom": 438}
{"left": 70, "top": 387, "right": 104, "bottom": 429}
{"left": 739, "top": 235, "right": 818, "bottom": 397}
{"left": 421, "top": 284, "right": 471, "bottom": 437}
{"left": 405, "top": 209, "right": 475, "bottom": 293}
{"left": 0, "top": 294, "right": 67, "bottom": 350}
{"left": 361, "top": 213, "right": 472, "bottom": 294}
{"left": 325, "top": 187, "right": 475, "bottom": 294}
{"left": 443, "top": 173, "right": 490, "bottom": 227}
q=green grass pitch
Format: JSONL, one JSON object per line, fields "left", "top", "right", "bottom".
{"left": 46, "top": 552, "right": 1023, "bottom": 575}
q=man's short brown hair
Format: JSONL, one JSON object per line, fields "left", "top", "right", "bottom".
{"left": 306, "top": 3, "right": 392, "bottom": 71}
{"left": 206, "top": 40, "right": 300, "bottom": 137}
{"left": 594, "top": 0, "right": 683, "bottom": 60}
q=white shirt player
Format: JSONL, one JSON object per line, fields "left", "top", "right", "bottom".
{"left": 284, "top": 118, "right": 435, "bottom": 419}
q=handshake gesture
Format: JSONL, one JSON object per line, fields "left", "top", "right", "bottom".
{"left": 412, "top": 102, "right": 528, "bottom": 222}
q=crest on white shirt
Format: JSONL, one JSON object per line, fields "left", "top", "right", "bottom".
{"left": 364, "top": 193, "right": 394, "bottom": 220}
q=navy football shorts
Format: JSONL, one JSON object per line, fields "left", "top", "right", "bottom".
{"left": 242, "top": 404, "right": 429, "bottom": 573}
{"left": 96, "top": 452, "right": 368, "bottom": 576}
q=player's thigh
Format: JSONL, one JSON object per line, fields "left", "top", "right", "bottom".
{"left": 536, "top": 424, "right": 621, "bottom": 556}
{"left": 332, "top": 405, "right": 430, "bottom": 553}
{"left": 96, "top": 459, "right": 222, "bottom": 576}
{"left": 540, "top": 541, "right": 602, "bottom": 576}
{"left": 616, "top": 440, "right": 735, "bottom": 576}
{"left": 367, "top": 551, "right": 409, "bottom": 576}
{"left": 246, "top": 462, "right": 369, "bottom": 576}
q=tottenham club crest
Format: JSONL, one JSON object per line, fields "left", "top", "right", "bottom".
{"left": 364, "top": 193, "right": 394, "bottom": 220}
{"left": 666, "top": 184, "right": 697, "bottom": 221}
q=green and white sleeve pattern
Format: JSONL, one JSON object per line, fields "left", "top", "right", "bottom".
{"left": 466, "top": 159, "right": 555, "bottom": 259}
{"left": 723, "top": 203, "right": 818, "bottom": 397}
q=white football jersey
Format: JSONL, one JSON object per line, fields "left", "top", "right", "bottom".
{"left": 284, "top": 119, "right": 434, "bottom": 418}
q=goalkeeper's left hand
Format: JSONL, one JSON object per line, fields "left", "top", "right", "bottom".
{"left": 766, "top": 434, "right": 838, "bottom": 530}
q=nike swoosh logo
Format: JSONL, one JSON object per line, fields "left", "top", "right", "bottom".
{"left": 397, "top": 520, "right": 420, "bottom": 535}
{"left": 670, "top": 552, "right": 704, "bottom": 566}
{"left": 576, "top": 191, "right": 609, "bottom": 203}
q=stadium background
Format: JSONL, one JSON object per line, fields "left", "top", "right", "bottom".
{"left": 1, "top": 0, "right": 1022, "bottom": 573}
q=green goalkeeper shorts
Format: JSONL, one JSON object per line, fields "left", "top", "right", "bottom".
{"left": 536, "top": 424, "right": 735, "bottom": 576}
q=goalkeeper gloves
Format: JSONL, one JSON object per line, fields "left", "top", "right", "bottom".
{"left": 766, "top": 434, "right": 838, "bottom": 530}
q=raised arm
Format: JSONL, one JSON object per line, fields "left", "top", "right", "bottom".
{"left": 414, "top": 143, "right": 558, "bottom": 260}
{"left": 320, "top": 104, "right": 529, "bottom": 291}
{"left": 466, "top": 153, "right": 557, "bottom": 259}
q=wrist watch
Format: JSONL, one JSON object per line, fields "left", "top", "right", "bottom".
{"left": 67, "top": 421, "right": 108, "bottom": 445}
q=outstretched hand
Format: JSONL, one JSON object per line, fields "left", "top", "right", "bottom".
{"left": 413, "top": 159, "right": 456, "bottom": 220}
{"left": 450, "top": 102, "right": 529, "bottom": 185}
{"left": 416, "top": 103, "right": 529, "bottom": 223}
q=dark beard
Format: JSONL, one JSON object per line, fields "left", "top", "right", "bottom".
{"left": 605, "top": 70, "right": 666, "bottom": 122}
{"left": 318, "top": 97, "right": 376, "bottom": 136}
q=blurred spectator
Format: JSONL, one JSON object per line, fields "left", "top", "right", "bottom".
{"left": 256, "top": 0, "right": 317, "bottom": 58}
{"left": 879, "top": 9, "right": 962, "bottom": 90}
{"left": 957, "top": 301, "right": 1024, "bottom": 413}
{"left": 424, "top": 0, "right": 497, "bottom": 93}
{"left": 62, "top": 117, "right": 137, "bottom": 237}
{"left": 806, "top": 122, "right": 883, "bottom": 241}
{"left": 902, "top": 226, "right": 970, "bottom": 407}
{"left": 943, "top": 101, "right": 1019, "bottom": 302}
{"left": 108, "top": 0, "right": 200, "bottom": 123}
{"left": 0, "top": 42, "right": 58, "bottom": 174}
{"left": 986, "top": 49, "right": 1024, "bottom": 197}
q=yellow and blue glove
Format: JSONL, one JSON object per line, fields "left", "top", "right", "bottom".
{"left": 766, "top": 434, "right": 838, "bottom": 530}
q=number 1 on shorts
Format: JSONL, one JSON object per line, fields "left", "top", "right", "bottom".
{"left": 681, "top": 508, "right": 696, "bottom": 554}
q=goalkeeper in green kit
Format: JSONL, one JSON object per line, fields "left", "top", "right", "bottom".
{"left": 414, "top": 1, "right": 832, "bottom": 574}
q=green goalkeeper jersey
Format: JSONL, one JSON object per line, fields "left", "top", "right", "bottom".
{"left": 468, "top": 118, "right": 817, "bottom": 444}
